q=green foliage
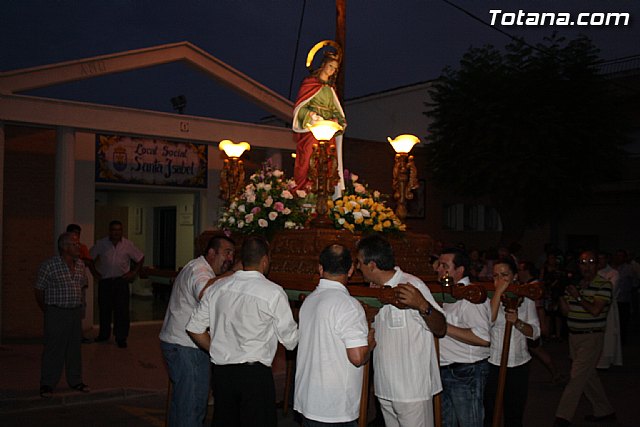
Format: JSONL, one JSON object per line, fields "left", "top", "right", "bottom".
{"left": 427, "top": 34, "right": 630, "bottom": 226}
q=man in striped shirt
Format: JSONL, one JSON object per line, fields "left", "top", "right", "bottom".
{"left": 553, "top": 250, "right": 615, "bottom": 426}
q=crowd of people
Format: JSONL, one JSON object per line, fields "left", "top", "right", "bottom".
{"left": 34, "top": 225, "right": 639, "bottom": 427}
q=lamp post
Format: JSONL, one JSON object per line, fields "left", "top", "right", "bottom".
{"left": 388, "top": 134, "right": 420, "bottom": 221}
{"left": 307, "top": 120, "right": 343, "bottom": 227}
{"left": 219, "top": 139, "right": 250, "bottom": 203}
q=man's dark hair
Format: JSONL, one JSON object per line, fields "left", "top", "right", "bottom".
{"left": 241, "top": 236, "right": 270, "bottom": 267}
{"left": 319, "top": 244, "right": 352, "bottom": 275}
{"left": 204, "top": 235, "right": 235, "bottom": 256}
{"left": 109, "top": 220, "right": 123, "bottom": 228}
{"left": 356, "top": 234, "right": 395, "bottom": 271}
{"left": 57, "top": 232, "right": 74, "bottom": 254}
{"left": 66, "top": 223, "right": 81, "bottom": 233}
{"left": 441, "top": 247, "right": 471, "bottom": 276}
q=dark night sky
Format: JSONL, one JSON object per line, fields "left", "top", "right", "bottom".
{"left": 2, "top": 0, "right": 639, "bottom": 122}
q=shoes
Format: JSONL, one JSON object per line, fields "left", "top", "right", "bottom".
{"left": 117, "top": 340, "right": 127, "bottom": 348}
{"left": 39, "top": 385, "right": 53, "bottom": 399}
{"left": 553, "top": 417, "right": 571, "bottom": 427}
{"left": 94, "top": 336, "right": 109, "bottom": 342}
{"left": 70, "top": 383, "right": 91, "bottom": 393}
{"left": 584, "top": 413, "right": 616, "bottom": 422}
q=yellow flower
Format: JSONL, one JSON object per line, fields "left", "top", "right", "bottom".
{"left": 383, "top": 220, "right": 391, "bottom": 228}
{"left": 365, "top": 219, "right": 374, "bottom": 226}
{"left": 336, "top": 200, "right": 344, "bottom": 207}
{"left": 354, "top": 216, "right": 364, "bottom": 224}
{"left": 334, "top": 213, "right": 340, "bottom": 219}
{"left": 373, "top": 224, "right": 383, "bottom": 232}
{"left": 399, "top": 224, "right": 407, "bottom": 231}
{"left": 327, "top": 200, "right": 334, "bottom": 209}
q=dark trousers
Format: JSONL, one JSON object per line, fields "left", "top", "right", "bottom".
{"left": 303, "top": 417, "right": 358, "bottom": 427}
{"left": 484, "top": 362, "right": 530, "bottom": 427}
{"left": 41, "top": 305, "right": 83, "bottom": 388}
{"left": 98, "top": 277, "right": 130, "bottom": 342}
{"left": 211, "top": 363, "right": 276, "bottom": 427}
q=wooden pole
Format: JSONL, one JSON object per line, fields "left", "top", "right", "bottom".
{"left": 358, "top": 360, "right": 370, "bottom": 427}
{"left": 433, "top": 337, "right": 442, "bottom": 427}
{"left": 335, "top": 0, "right": 346, "bottom": 101}
{"left": 492, "top": 321, "right": 512, "bottom": 427}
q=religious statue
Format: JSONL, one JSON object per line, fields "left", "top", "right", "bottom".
{"left": 292, "top": 41, "right": 347, "bottom": 196}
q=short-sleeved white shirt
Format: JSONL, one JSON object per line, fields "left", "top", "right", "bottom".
{"left": 159, "top": 256, "right": 214, "bottom": 348}
{"left": 489, "top": 297, "right": 540, "bottom": 367}
{"left": 373, "top": 267, "right": 445, "bottom": 402}
{"left": 186, "top": 270, "right": 298, "bottom": 366}
{"left": 294, "top": 279, "right": 369, "bottom": 423}
{"left": 90, "top": 236, "right": 144, "bottom": 279}
{"left": 439, "top": 277, "right": 492, "bottom": 365}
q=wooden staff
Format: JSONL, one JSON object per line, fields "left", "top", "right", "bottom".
{"left": 433, "top": 337, "right": 442, "bottom": 427}
{"left": 491, "top": 296, "right": 519, "bottom": 427}
{"left": 491, "top": 282, "right": 543, "bottom": 427}
{"left": 358, "top": 303, "right": 378, "bottom": 427}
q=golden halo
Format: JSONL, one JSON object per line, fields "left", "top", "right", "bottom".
{"left": 306, "top": 40, "right": 342, "bottom": 72}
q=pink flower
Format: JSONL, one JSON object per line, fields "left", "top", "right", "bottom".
{"left": 251, "top": 206, "right": 261, "bottom": 214}
{"left": 274, "top": 201, "right": 285, "bottom": 212}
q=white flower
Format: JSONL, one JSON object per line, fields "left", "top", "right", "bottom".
{"left": 349, "top": 201, "right": 358, "bottom": 209}
{"left": 272, "top": 170, "right": 284, "bottom": 178}
{"left": 245, "top": 213, "right": 254, "bottom": 223}
{"left": 283, "top": 208, "right": 291, "bottom": 215}
{"left": 281, "top": 190, "right": 293, "bottom": 199}
{"left": 269, "top": 212, "right": 278, "bottom": 221}
{"left": 257, "top": 182, "right": 266, "bottom": 190}
{"left": 264, "top": 196, "right": 273, "bottom": 207}
{"left": 284, "top": 221, "right": 296, "bottom": 229}
{"left": 264, "top": 184, "right": 272, "bottom": 191}
{"left": 296, "top": 189, "right": 307, "bottom": 198}
{"left": 361, "top": 209, "right": 371, "bottom": 218}
{"left": 351, "top": 173, "right": 359, "bottom": 181}
{"left": 337, "top": 218, "right": 346, "bottom": 225}
{"left": 246, "top": 194, "right": 256, "bottom": 203}
{"left": 238, "top": 204, "right": 246, "bottom": 213}
{"left": 237, "top": 220, "right": 245, "bottom": 229}
{"left": 373, "top": 190, "right": 380, "bottom": 199}
{"left": 249, "top": 174, "right": 258, "bottom": 181}
{"left": 353, "top": 211, "right": 363, "bottom": 222}
{"left": 228, "top": 217, "right": 236, "bottom": 225}
{"left": 229, "top": 201, "right": 237, "bottom": 209}
{"left": 258, "top": 219, "right": 268, "bottom": 228}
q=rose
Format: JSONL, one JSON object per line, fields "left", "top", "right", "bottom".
{"left": 296, "top": 189, "right": 307, "bottom": 198}
{"left": 354, "top": 183, "right": 366, "bottom": 194}
{"left": 258, "top": 219, "right": 268, "bottom": 228}
{"left": 351, "top": 173, "right": 359, "bottom": 181}
{"left": 264, "top": 196, "right": 273, "bottom": 208}
{"left": 244, "top": 213, "right": 254, "bottom": 223}
{"left": 238, "top": 204, "right": 246, "bottom": 213}
{"left": 246, "top": 194, "right": 256, "bottom": 203}
{"left": 283, "top": 208, "right": 291, "bottom": 215}
{"left": 264, "top": 184, "right": 272, "bottom": 191}
{"left": 373, "top": 190, "right": 381, "bottom": 199}
{"left": 272, "top": 170, "right": 283, "bottom": 178}
{"left": 237, "top": 220, "right": 245, "bottom": 229}
{"left": 228, "top": 217, "right": 236, "bottom": 225}
{"left": 281, "top": 190, "right": 293, "bottom": 200}
{"left": 251, "top": 206, "right": 261, "bottom": 214}
{"left": 268, "top": 212, "right": 278, "bottom": 221}
{"left": 273, "top": 201, "right": 285, "bottom": 212}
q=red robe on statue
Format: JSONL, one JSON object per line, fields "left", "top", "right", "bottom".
{"left": 292, "top": 76, "right": 346, "bottom": 192}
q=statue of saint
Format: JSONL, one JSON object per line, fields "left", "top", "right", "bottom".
{"left": 292, "top": 43, "right": 346, "bottom": 196}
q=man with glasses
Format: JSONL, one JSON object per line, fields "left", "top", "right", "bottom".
{"left": 553, "top": 250, "right": 615, "bottom": 427}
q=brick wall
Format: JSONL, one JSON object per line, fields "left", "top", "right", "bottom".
{"left": 2, "top": 126, "right": 56, "bottom": 338}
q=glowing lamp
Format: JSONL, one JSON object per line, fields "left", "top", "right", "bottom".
{"left": 388, "top": 134, "right": 420, "bottom": 154}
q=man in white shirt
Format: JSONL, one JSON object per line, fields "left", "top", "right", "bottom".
{"left": 90, "top": 220, "right": 144, "bottom": 348}
{"left": 187, "top": 236, "right": 298, "bottom": 427}
{"left": 159, "top": 235, "right": 235, "bottom": 427}
{"left": 356, "top": 235, "right": 447, "bottom": 427}
{"left": 295, "top": 244, "right": 376, "bottom": 426}
{"left": 436, "top": 247, "right": 491, "bottom": 427}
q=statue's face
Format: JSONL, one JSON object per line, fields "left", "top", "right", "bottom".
{"left": 321, "top": 60, "right": 339, "bottom": 78}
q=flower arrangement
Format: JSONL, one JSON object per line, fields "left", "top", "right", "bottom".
{"left": 328, "top": 171, "right": 407, "bottom": 233}
{"left": 218, "top": 162, "right": 310, "bottom": 236}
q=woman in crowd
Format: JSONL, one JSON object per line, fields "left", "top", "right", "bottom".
{"left": 484, "top": 257, "right": 541, "bottom": 427}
